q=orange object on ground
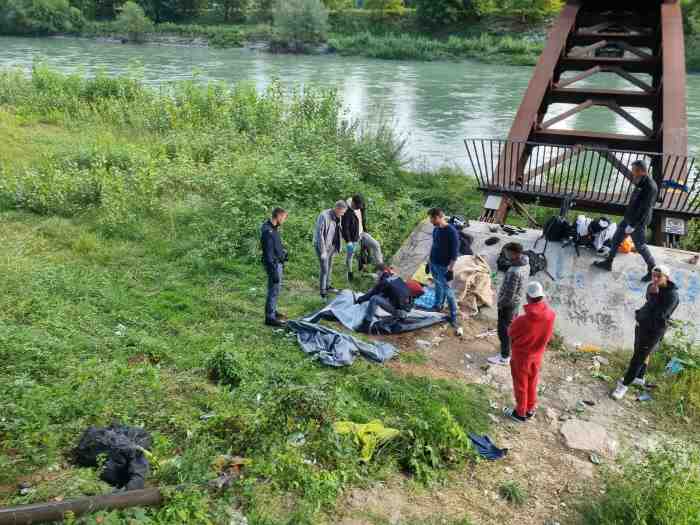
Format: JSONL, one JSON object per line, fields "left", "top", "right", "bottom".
{"left": 618, "top": 236, "right": 635, "bottom": 254}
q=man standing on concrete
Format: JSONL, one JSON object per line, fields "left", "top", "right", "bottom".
{"left": 611, "top": 265, "right": 679, "bottom": 400}
{"left": 502, "top": 282, "right": 556, "bottom": 422}
{"left": 593, "top": 160, "right": 658, "bottom": 281}
{"left": 261, "top": 207, "right": 289, "bottom": 327}
{"left": 427, "top": 208, "right": 462, "bottom": 334}
{"left": 341, "top": 194, "right": 384, "bottom": 282}
{"left": 314, "top": 201, "right": 347, "bottom": 300}
{"left": 488, "top": 242, "right": 530, "bottom": 366}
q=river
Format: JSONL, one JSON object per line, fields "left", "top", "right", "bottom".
{"left": 2, "top": 35, "right": 700, "bottom": 169}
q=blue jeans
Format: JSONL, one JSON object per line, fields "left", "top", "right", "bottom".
{"left": 266, "top": 263, "right": 283, "bottom": 319}
{"left": 430, "top": 263, "right": 457, "bottom": 323}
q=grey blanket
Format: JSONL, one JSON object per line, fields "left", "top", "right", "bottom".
{"left": 287, "top": 320, "right": 397, "bottom": 367}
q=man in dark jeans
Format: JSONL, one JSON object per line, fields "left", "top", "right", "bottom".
{"left": 489, "top": 242, "right": 530, "bottom": 366}
{"left": 427, "top": 208, "right": 462, "bottom": 335}
{"left": 261, "top": 207, "right": 289, "bottom": 327}
{"left": 611, "top": 264, "right": 679, "bottom": 400}
{"left": 594, "top": 160, "right": 658, "bottom": 281}
{"left": 356, "top": 265, "right": 414, "bottom": 333}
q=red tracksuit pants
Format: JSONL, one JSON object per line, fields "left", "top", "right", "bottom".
{"left": 510, "top": 353, "right": 543, "bottom": 418}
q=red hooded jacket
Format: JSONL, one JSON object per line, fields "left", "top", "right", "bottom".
{"left": 508, "top": 300, "right": 556, "bottom": 359}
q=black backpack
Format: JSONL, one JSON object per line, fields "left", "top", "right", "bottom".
{"left": 543, "top": 215, "right": 571, "bottom": 242}
{"left": 497, "top": 248, "right": 547, "bottom": 277}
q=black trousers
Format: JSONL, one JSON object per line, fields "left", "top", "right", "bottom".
{"left": 623, "top": 325, "right": 666, "bottom": 386}
{"left": 498, "top": 306, "right": 516, "bottom": 359}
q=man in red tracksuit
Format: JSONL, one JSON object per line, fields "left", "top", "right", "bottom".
{"left": 502, "top": 282, "right": 556, "bottom": 423}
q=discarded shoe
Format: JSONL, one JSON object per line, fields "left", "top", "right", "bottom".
{"left": 593, "top": 259, "right": 612, "bottom": 271}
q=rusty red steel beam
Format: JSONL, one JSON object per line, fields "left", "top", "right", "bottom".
{"left": 660, "top": 0, "right": 687, "bottom": 157}
{"left": 604, "top": 101, "right": 654, "bottom": 137}
{"left": 569, "top": 39, "right": 609, "bottom": 57}
{"left": 548, "top": 87, "right": 657, "bottom": 108}
{"left": 555, "top": 65, "right": 601, "bottom": 88}
{"left": 595, "top": 150, "right": 635, "bottom": 182}
{"left": 539, "top": 100, "right": 594, "bottom": 129}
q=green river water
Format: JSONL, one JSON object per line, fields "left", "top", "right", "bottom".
{"left": 2, "top": 35, "right": 700, "bottom": 169}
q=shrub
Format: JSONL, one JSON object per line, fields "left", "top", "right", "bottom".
{"left": 581, "top": 443, "right": 700, "bottom": 524}
{"left": 273, "top": 0, "right": 329, "bottom": 48}
{"left": 0, "top": 0, "right": 84, "bottom": 34}
{"left": 499, "top": 481, "right": 528, "bottom": 506}
{"left": 215, "top": 0, "right": 248, "bottom": 22}
{"left": 415, "top": 0, "right": 470, "bottom": 28}
{"left": 682, "top": 217, "right": 700, "bottom": 252}
{"left": 116, "top": 1, "right": 153, "bottom": 43}
{"left": 322, "top": 0, "right": 351, "bottom": 8}
{"left": 364, "top": 0, "right": 403, "bottom": 11}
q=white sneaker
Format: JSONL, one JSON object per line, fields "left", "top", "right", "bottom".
{"left": 456, "top": 327, "right": 464, "bottom": 337}
{"left": 488, "top": 355, "right": 510, "bottom": 366}
{"left": 611, "top": 381, "right": 628, "bottom": 400}
{"left": 632, "top": 377, "right": 646, "bottom": 387}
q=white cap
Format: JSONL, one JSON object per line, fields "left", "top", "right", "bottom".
{"left": 652, "top": 264, "right": 670, "bottom": 277}
{"left": 526, "top": 281, "right": 545, "bottom": 299}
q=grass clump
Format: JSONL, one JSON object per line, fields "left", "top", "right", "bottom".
{"left": 581, "top": 443, "right": 700, "bottom": 525}
{"left": 498, "top": 480, "right": 527, "bottom": 506}
{"left": 0, "top": 65, "right": 490, "bottom": 522}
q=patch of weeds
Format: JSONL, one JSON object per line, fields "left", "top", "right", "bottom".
{"left": 498, "top": 480, "right": 527, "bottom": 506}
{"left": 580, "top": 443, "right": 700, "bottom": 524}
{"left": 400, "top": 351, "right": 429, "bottom": 365}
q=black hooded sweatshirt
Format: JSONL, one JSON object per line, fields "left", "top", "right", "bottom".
{"left": 635, "top": 280, "right": 679, "bottom": 333}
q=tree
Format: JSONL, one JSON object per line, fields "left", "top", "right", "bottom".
{"left": 0, "top": 0, "right": 84, "bottom": 34}
{"left": 321, "top": 0, "right": 351, "bottom": 9}
{"left": 364, "top": 0, "right": 402, "bottom": 10}
{"left": 415, "top": 0, "right": 467, "bottom": 28}
{"left": 116, "top": 1, "right": 153, "bottom": 42}
{"left": 218, "top": 0, "right": 247, "bottom": 22}
{"left": 273, "top": 0, "right": 328, "bottom": 46}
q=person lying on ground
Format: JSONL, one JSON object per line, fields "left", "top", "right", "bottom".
{"left": 314, "top": 200, "right": 347, "bottom": 300}
{"left": 489, "top": 242, "right": 530, "bottom": 366}
{"left": 611, "top": 264, "right": 680, "bottom": 400}
{"left": 427, "top": 207, "right": 462, "bottom": 335}
{"left": 261, "top": 207, "right": 289, "bottom": 328}
{"left": 341, "top": 194, "right": 384, "bottom": 283}
{"left": 355, "top": 265, "right": 419, "bottom": 333}
{"left": 502, "top": 282, "right": 556, "bottom": 423}
{"left": 593, "top": 160, "right": 658, "bottom": 282}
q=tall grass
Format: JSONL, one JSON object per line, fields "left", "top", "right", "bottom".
{"left": 0, "top": 66, "right": 490, "bottom": 522}
{"left": 329, "top": 31, "right": 542, "bottom": 63}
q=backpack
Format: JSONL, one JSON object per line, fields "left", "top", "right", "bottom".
{"left": 543, "top": 216, "right": 571, "bottom": 242}
{"left": 524, "top": 250, "right": 547, "bottom": 277}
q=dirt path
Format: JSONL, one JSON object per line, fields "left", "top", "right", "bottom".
{"left": 337, "top": 317, "right": 667, "bottom": 525}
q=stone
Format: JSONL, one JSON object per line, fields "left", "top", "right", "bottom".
{"left": 564, "top": 454, "right": 594, "bottom": 479}
{"left": 545, "top": 407, "right": 559, "bottom": 421}
{"left": 416, "top": 339, "right": 432, "bottom": 349}
{"left": 487, "top": 364, "right": 512, "bottom": 384}
{"left": 560, "top": 420, "right": 618, "bottom": 456}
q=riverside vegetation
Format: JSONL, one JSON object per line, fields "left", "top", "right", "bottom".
{"left": 0, "top": 65, "right": 492, "bottom": 523}
{"left": 2, "top": 66, "right": 700, "bottom": 523}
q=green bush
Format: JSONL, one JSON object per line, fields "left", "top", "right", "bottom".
{"left": 682, "top": 217, "right": 700, "bottom": 251}
{"left": 328, "top": 7, "right": 417, "bottom": 34}
{"left": 364, "top": 0, "right": 403, "bottom": 11}
{"left": 0, "top": 0, "right": 84, "bottom": 34}
{"left": 581, "top": 443, "right": 700, "bottom": 524}
{"left": 116, "top": 1, "right": 153, "bottom": 42}
{"left": 272, "top": 0, "right": 329, "bottom": 48}
{"left": 415, "top": 0, "right": 470, "bottom": 28}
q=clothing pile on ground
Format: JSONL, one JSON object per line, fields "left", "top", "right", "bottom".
{"left": 575, "top": 215, "right": 618, "bottom": 255}
{"left": 412, "top": 255, "right": 493, "bottom": 317}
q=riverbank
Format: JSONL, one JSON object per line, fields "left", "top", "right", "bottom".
{"left": 77, "top": 19, "right": 545, "bottom": 65}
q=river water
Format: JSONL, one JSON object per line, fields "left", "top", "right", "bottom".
{"left": 2, "top": 35, "right": 700, "bottom": 169}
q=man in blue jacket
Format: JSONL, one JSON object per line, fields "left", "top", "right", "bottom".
{"left": 261, "top": 208, "right": 288, "bottom": 327}
{"left": 594, "top": 160, "right": 658, "bottom": 281}
{"left": 427, "top": 208, "right": 461, "bottom": 333}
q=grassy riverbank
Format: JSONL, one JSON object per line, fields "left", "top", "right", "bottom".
{"left": 0, "top": 66, "right": 491, "bottom": 523}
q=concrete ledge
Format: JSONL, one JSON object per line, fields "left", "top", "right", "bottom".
{"left": 394, "top": 220, "right": 700, "bottom": 350}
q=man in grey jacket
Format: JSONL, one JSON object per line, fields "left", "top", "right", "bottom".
{"left": 488, "top": 242, "right": 530, "bottom": 366}
{"left": 314, "top": 201, "right": 348, "bottom": 299}
{"left": 593, "top": 160, "right": 658, "bottom": 281}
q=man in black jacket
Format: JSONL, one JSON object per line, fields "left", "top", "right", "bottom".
{"left": 593, "top": 160, "right": 658, "bottom": 281}
{"left": 611, "top": 264, "right": 680, "bottom": 400}
{"left": 261, "top": 208, "right": 289, "bottom": 327}
{"left": 356, "top": 265, "right": 414, "bottom": 333}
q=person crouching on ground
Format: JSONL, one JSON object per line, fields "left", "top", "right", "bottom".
{"left": 611, "top": 264, "right": 679, "bottom": 400}
{"left": 341, "top": 194, "right": 384, "bottom": 282}
{"left": 502, "top": 282, "right": 556, "bottom": 423}
{"left": 314, "top": 201, "right": 347, "bottom": 300}
{"left": 356, "top": 265, "right": 416, "bottom": 333}
{"left": 261, "top": 207, "right": 289, "bottom": 327}
{"left": 488, "top": 242, "right": 530, "bottom": 366}
{"left": 427, "top": 207, "right": 462, "bottom": 335}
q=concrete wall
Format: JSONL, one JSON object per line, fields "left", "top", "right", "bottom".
{"left": 393, "top": 220, "right": 700, "bottom": 350}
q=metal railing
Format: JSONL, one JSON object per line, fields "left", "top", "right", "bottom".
{"left": 464, "top": 138, "right": 700, "bottom": 216}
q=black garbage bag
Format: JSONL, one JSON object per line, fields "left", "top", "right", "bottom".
{"left": 74, "top": 424, "right": 152, "bottom": 490}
